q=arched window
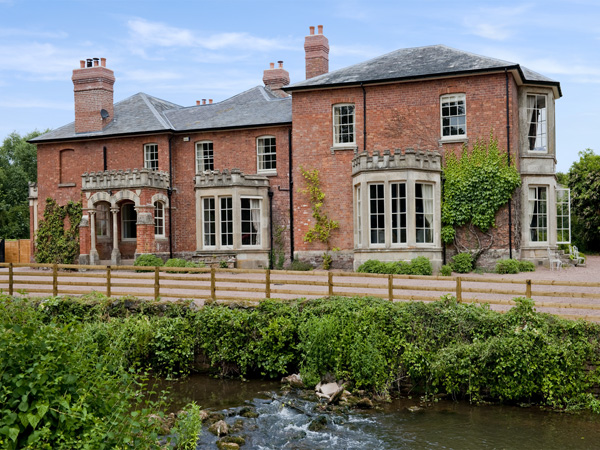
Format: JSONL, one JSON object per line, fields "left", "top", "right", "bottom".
{"left": 154, "top": 201, "right": 165, "bottom": 237}
{"left": 121, "top": 203, "right": 137, "bottom": 239}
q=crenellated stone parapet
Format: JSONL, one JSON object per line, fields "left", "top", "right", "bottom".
{"left": 81, "top": 169, "right": 170, "bottom": 191}
{"left": 195, "top": 169, "right": 270, "bottom": 189}
{"left": 352, "top": 148, "right": 442, "bottom": 176}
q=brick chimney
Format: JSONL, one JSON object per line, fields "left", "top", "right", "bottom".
{"left": 263, "top": 61, "right": 290, "bottom": 97}
{"left": 304, "top": 25, "right": 329, "bottom": 79}
{"left": 72, "top": 57, "right": 115, "bottom": 133}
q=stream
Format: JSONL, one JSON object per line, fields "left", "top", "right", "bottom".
{"left": 155, "top": 374, "right": 600, "bottom": 449}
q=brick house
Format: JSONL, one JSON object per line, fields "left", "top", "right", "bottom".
{"left": 29, "top": 26, "right": 565, "bottom": 270}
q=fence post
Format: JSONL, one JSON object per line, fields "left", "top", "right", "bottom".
{"left": 328, "top": 272, "right": 333, "bottom": 297}
{"left": 526, "top": 279, "right": 532, "bottom": 298}
{"left": 154, "top": 266, "right": 160, "bottom": 300}
{"left": 106, "top": 266, "right": 111, "bottom": 298}
{"left": 456, "top": 276, "right": 462, "bottom": 303}
{"left": 265, "top": 269, "right": 271, "bottom": 299}
{"left": 210, "top": 267, "right": 216, "bottom": 301}
{"left": 52, "top": 264, "right": 58, "bottom": 297}
{"left": 8, "top": 262, "right": 13, "bottom": 296}
{"left": 388, "top": 274, "right": 393, "bottom": 301}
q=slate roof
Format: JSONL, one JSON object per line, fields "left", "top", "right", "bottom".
{"left": 285, "top": 45, "right": 561, "bottom": 95}
{"left": 30, "top": 86, "right": 291, "bottom": 143}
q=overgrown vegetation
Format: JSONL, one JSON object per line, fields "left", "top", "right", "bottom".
{"left": 442, "top": 135, "right": 521, "bottom": 263}
{"left": 3, "top": 293, "right": 599, "bottom": 415}
{"left": 270, "top": 225, "right": 286, "bottom": 270}
{"left": 299, "top": 167, "right": 339, "bottom": 268}
{"left": 0, "top": 294, "right": 202, "bottom": 449}
{"left": 165, "top": 258, "right": 206, "bottom": 273}
{"left": 35, "top": 198, "right": 83, "bottom": 264}
{"left": 357, "top": 256, "right": 433, "bottom": 275}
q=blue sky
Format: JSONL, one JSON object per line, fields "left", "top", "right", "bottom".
{"left": 1, "top": 0, "right": 598, "bottom": 172}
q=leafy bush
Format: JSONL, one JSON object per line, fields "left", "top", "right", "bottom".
{"left": 357, "top": 257, "right": 432, "bottom": 275}
{"left": 134, "top": 254, "right": 164, "bottom": 271}
{"left": 495, "top": 258, "right": 520, "bottom": 274}
{"left": 165, "top": 258, "right": 205, "bottom": 273}
{"left": 287, "top": 260, "right": 313, "bottom": 271}
{"left": 170, "top": 402, "right": 203, "bottom": 450}
{"left": 518, "top": 260, "right": 536, "bottom": 272}
{"left": 440, "top": 264, "right": 453, "bottom": 276}
{"left": 451, "top": 252, "right": 473, "bottom": 273}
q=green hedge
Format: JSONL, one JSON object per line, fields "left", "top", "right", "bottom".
{"left": 357, "top": 256, "right": 433, "bottom": 275}
{"left": 3, "top": 293, "right": 600, "bottom": 416}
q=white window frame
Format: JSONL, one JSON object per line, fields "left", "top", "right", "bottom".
{"left": 121, "top": 203, "right": 137, "bottom": 240}
{"left": 220, "top": 196, "right": 233, "bottom": 248}
{"left": 241, "top": 197, "right": 262, "bottom": 247}
{"left": 202, "top": 197, "right": 216, "bottom": 248}
{"left": 440, "top": 94, "right": 467, "bottom": 140}
{"left": 528, "top": 186, "right": 548, "bottom": 243}
{"left": 154, "top": 201, "right": 165, "bottom": 237}
{"left": 415, "top": 183, "right": 434, "bottom": 244}
{"left": 368, "top": 183, "right": 386, "bottom": 246}
{"left": 333, "top": 103, "right": 356, "bottom": 146}
{"left": 144, "top": 143, "right": 158, "bottom": 170}
{"left": 527, "top": 94, "right": 548, "bottom": 152}
{"left": 556, "top": 188, "right": 571, "bottom": 244}
{"left": 95, "top": 202, "right": 110, "bottom": 239}
{"left": 257, "top": 136, "right": 277, "bottom": 174}
{"left": 196, "top": 141, "right": 214, "bottom": 173}
{"left": 391, "top": 182, "right": 407, "bottom": 244}
{"left": 355, "top": 185, "right": 362, "bottom": 247}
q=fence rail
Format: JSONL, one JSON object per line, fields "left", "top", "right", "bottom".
{"left": 0, "top": 262, "right": 599, "bottom": 321}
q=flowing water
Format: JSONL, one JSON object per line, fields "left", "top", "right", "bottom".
{"left": 156, "top": 375, "right": 600, "bottom": 449}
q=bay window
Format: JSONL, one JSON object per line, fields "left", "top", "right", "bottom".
{"left": 529, "top": 186, "right": 548, "bottom": 242}
{"left": 527, "top": 94, "right": 547, "bottom": 151}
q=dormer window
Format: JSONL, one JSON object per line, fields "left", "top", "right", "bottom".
{"left": 527, "top": 94, "right": 547, "bottom": 151}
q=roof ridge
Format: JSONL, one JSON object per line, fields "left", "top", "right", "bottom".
{"left": 139, "top": 93, "right": 174, "bottom": 130}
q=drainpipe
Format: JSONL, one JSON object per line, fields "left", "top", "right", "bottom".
{"left": 505, "top": 69, "right": 513, "bottom": 259}
{"left": 361, "top": 82, "right": 367, "bottom": 151}
{"left": 442, "top": 173, "right": 446, "bottom": 266}
{"left": 288, "top": 128, "right": 294, "bottom": 261}
{"left": 268, "top": 188, "right": 274, "bottom": 269}
{"left": 168, "top": 135, "right": 174, "bottom": 259}
{"left": 103, "top": 146, "right": 107, "bottom": 171}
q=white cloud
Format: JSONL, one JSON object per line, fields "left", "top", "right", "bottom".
{"left": 0, "top": 28, "right": 68, "bottom": 39}
{"left": 126, "top": 18, "right": 295, "bottom": 52}
{"left": 462, "top": 4, "right": 533, "bottom": 41}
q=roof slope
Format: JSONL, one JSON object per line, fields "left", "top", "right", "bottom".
{"left": 286, "top": 45, "right": 560, "bottom": 92}
{"left": 31, "top": 93, "right": 182, "bottom": 142}
{"left": 166, "top": 86, "right": 291, "bottom": 131}
{"left": 31, "top": 86, "right": 291, "bottom": 143}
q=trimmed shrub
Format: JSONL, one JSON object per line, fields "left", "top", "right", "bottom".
{"left": 451, "top": 252, "right": 473, "bottom": 273}
{"left": 440, "top": 264, "right": 453, "bottom": 276}
{"left": 495, "top": 258, "right": 520, "bottom": 274}
{"left": 518, "top": 260, "right": 536, "bottom": 272}
{"left": 410, "top": 256, "right": 433, "bottom": 275}
{"left": 288, "top": 260, "right": 313, "bottom": 271}
{"left": 357, "top": 257, "right": 432, "bottom": 275}
{"left": 134, "top": 254, "right": 164, "bottom": 270}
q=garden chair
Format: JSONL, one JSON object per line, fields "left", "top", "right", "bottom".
{"left": 547, "top": 247, "right": 562, "bottom": 271}
{"left": 570, "top": 245, "right": 585, "bottom": 266}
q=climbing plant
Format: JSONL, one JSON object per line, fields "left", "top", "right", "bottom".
{"left": 35, "top": 198, "right": 83, "bottom": 264}
{"left": 299, "top": 168, "right": 339, "bottom": 268}
{"left": 442, "top": 134, "right": 521, "bottom": 261}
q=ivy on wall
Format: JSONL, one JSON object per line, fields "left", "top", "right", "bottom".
{"left": 299, "top": 168, "right": 339, "bottom": 268}
{"left": 442, "top": 135, "right": 521, "bottom": 260}
{"left": 35, "top": 198, "right": 83, "bottom": 264}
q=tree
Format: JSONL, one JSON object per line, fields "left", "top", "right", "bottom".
{"left": 0, "top": 130, "right": 44, "bottom": 239}
{"left": 567, "top": 149, "right": 600, "bottom": 251}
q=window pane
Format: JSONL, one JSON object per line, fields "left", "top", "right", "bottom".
{"left": 96, "top": 202, "right": 110, "bottom": 237}
{"left": 391, "top": 182, "right": 406, "bottom": 244}
{"left": 527, "top": 94, "right": 548, "bottom": 151}
{"left": 369, "top": 183, "right": 385, "bottom": 244}
{"left": 241, "top": 198, "right": 261, "bottom": 246}
{"left": 333, "top": 104, "right": 355, "bottom": 145}
{"left": 416, "top": 183, "right": 433, "bottom": 243}
{"left": 196, "top": 142, "right": 214, "bottom": 172}
{"left": 529, "top": 186, "right": 548, "bottom": 242}
{"left": 220, "top": 197, "right": 233, "bottom": 246}
{"left": 203, "top": 198, "right": 215, "bottom": 246}
{"left": 441, "top": 95, "right": 466, "bottom": 138}
{"left": 154, "top": 201, "right": 164, "bottom": 236}
{"left": 122, "top": 203, "right": 137, "bottom": 239}
{"left": 144, "top": 144, "right": 158, "bottom": 170}
{"left": 257, "top": 137, "right": 276, "bottom": 172}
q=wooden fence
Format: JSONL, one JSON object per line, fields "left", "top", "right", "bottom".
{"left": 0, "top": 262, "right": 599, "bottom": 321}
{"left": 3, "top": 240, "right": 30, "bottom": 263}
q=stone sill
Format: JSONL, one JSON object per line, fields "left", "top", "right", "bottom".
{"left": 58, "top": 183, "right": 76, "bottom": 188}
{"left": 330, "top": 145, "right": 358, "bottom": 154}
{"left": 438, "top": 137, "right": 468, "bottom": 146}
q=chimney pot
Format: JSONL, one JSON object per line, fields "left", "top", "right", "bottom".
{"left": 270, "top": 62, "right": 275, "bottom": 69}
{"left": 196, "top": 100, "right": 201, "bottom": 106}
{"left": 309, "top": 26, "right": 315, "bottom": 35}
{"left": 278, "top": 61, "right": 283, "bottom": 68}
{"left": 80, "top": 60, "right": 85, "bottom": 68}
{"left": 202, "top": 99, "right": 206, "bottom": 105}
{"left": 100, "top": 57, "right": 106, "bottom": 67}
{"left": 318, "top": 25, "right": 323, "bottom": 34}
{"left": 86, "top": 58, "right": 92, "bottom": 68}
{"left": 93, "top": 58, "right": 99, "bottom": 67}
{"left": 209, "top": 99, "right": 213, "bottom": 104}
